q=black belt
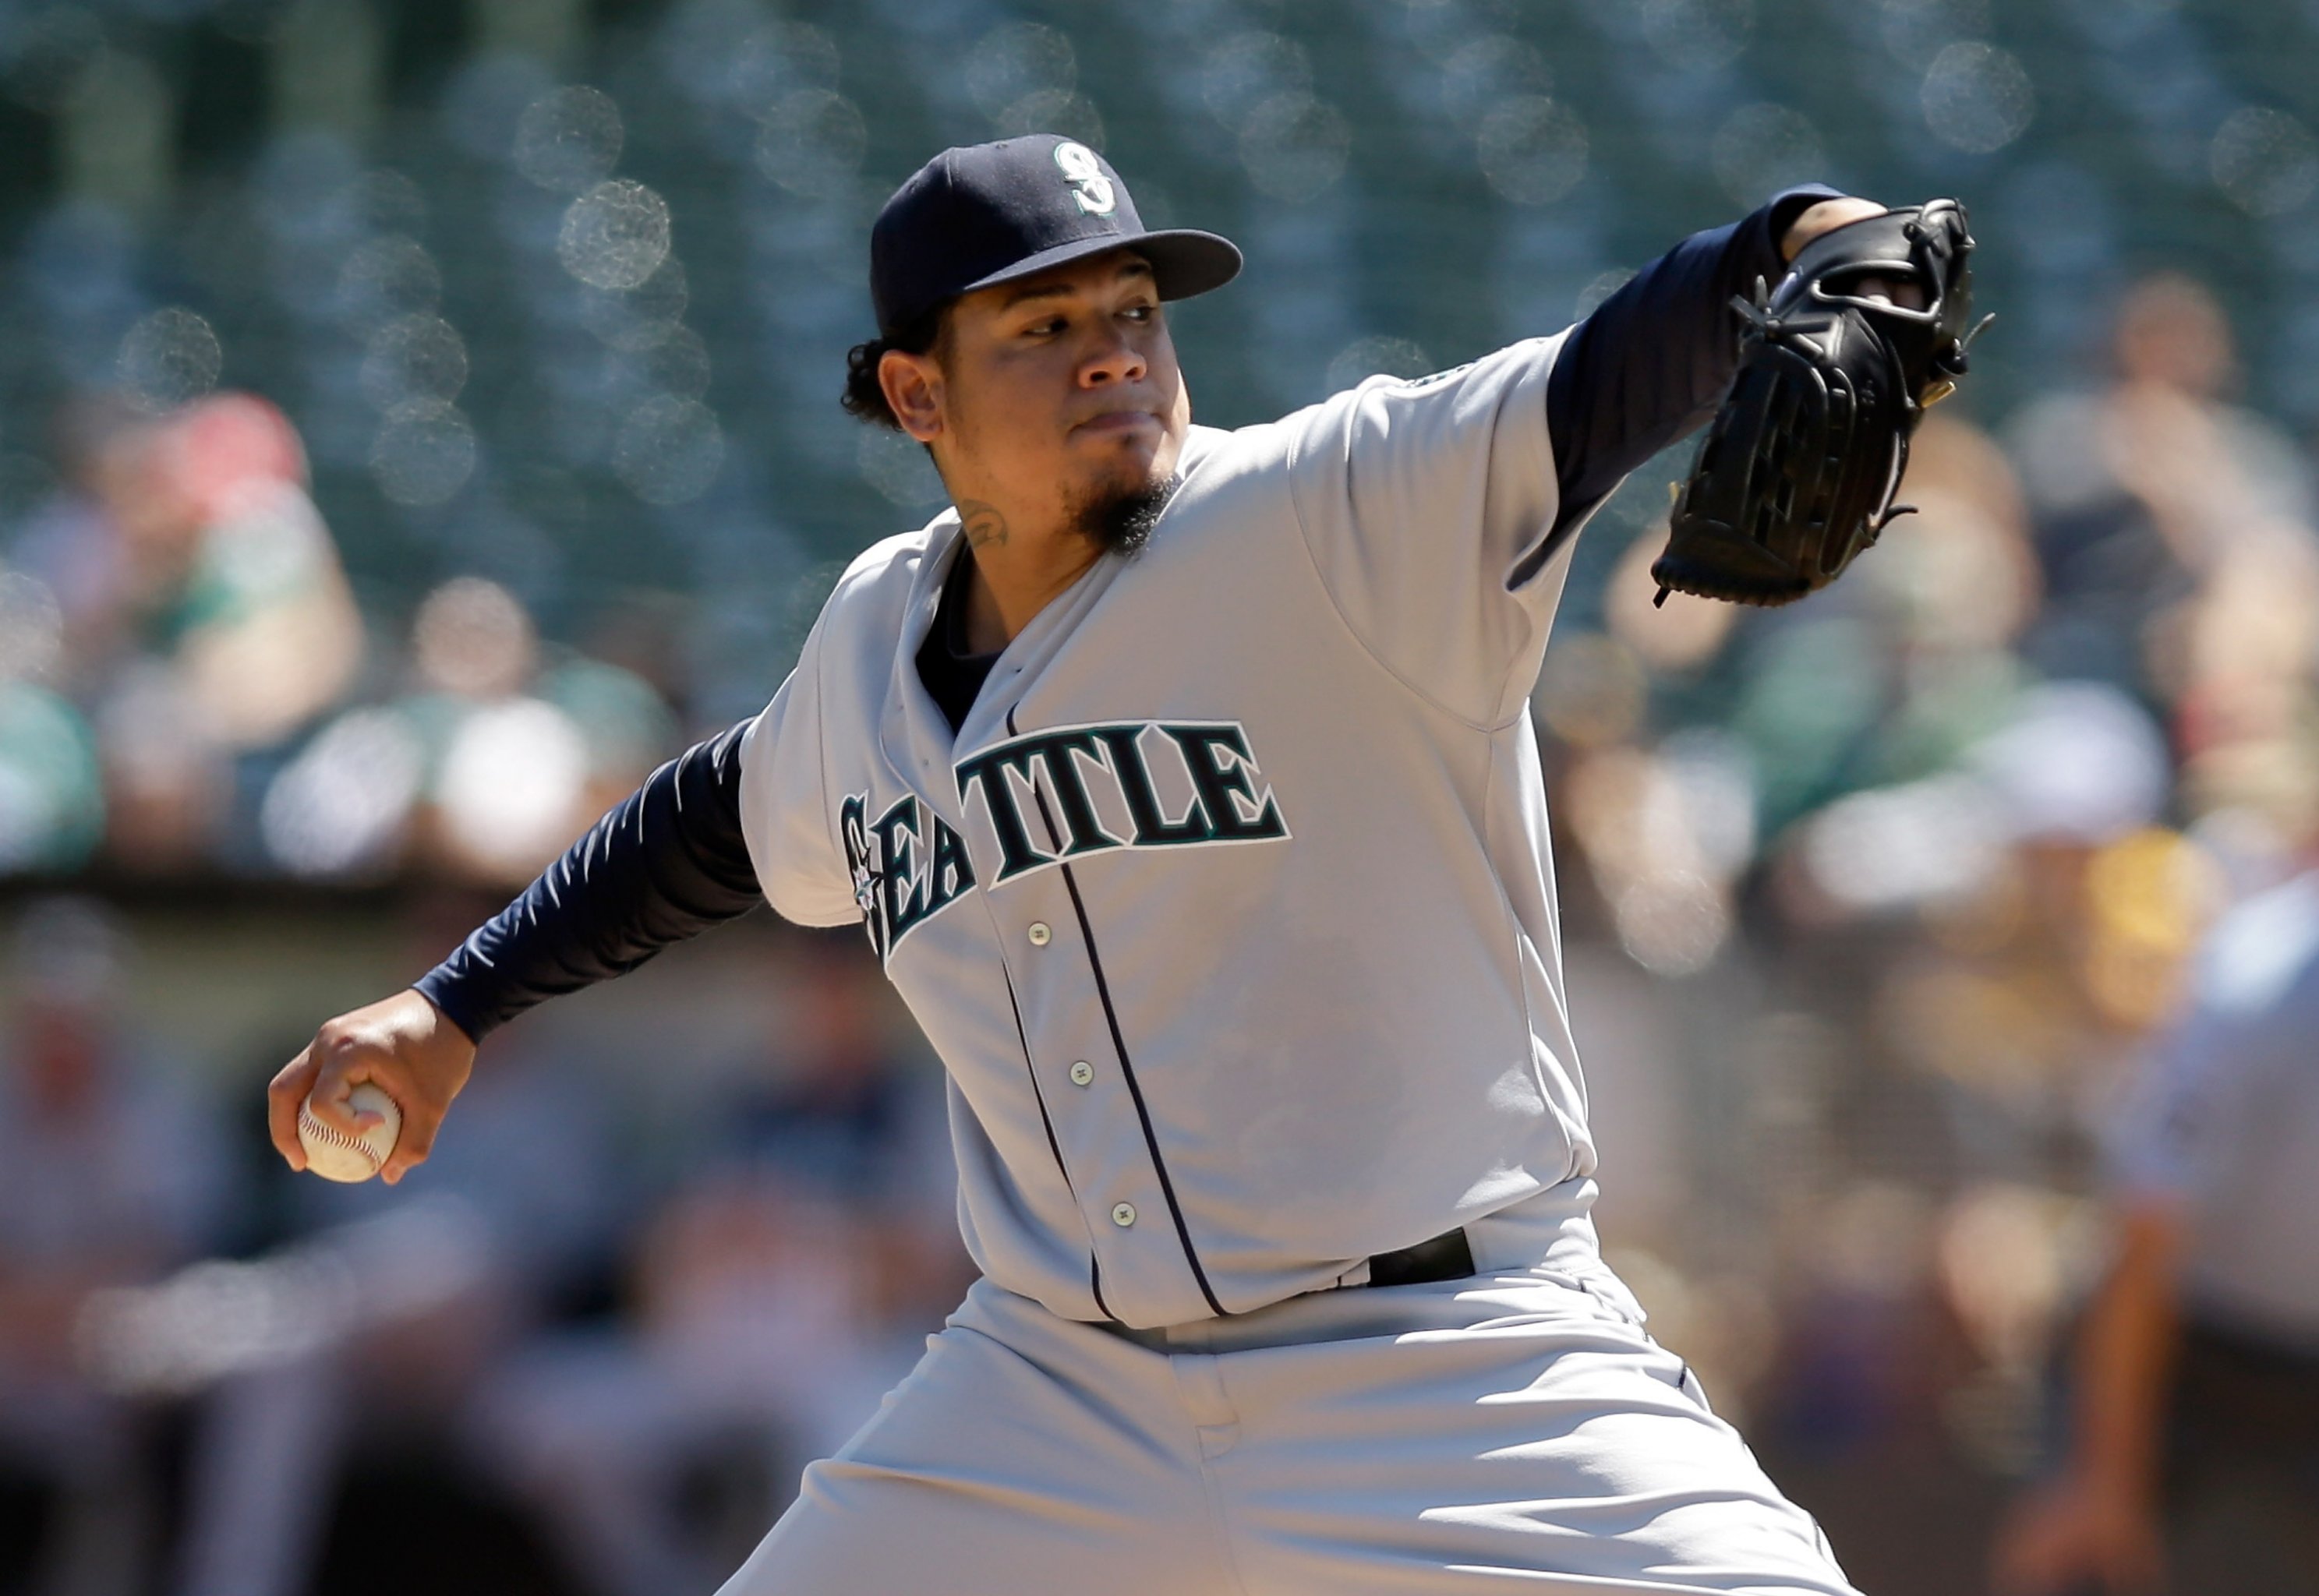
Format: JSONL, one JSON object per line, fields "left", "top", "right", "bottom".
{"left": 1363, "top": 1227, "right": 1475, "bottom": 1288}
{"left": 1096, "top": 1227, "right": 1481, "bottom": 1349}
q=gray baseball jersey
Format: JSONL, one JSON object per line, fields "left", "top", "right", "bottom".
{"left": 737, "top": 334, "right": 1591, "bottom": 1331}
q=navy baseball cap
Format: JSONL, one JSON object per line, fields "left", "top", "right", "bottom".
{"left": 870, "top": 135, "right": 1243, "bottom": 340}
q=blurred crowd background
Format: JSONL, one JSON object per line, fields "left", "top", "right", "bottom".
{"left": 3, "top": 0, "right": 2318, "bottom": 1592}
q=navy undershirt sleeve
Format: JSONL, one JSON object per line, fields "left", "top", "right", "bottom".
{"left": 1543, "top": 183, "right": 1845, "bottom": 546}
{"left": 412, "top": 717, "right": 763, "bottom": 1043}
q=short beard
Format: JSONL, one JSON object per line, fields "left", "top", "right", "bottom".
{"left": 1068, "top": 471, "right": 1179, "bottom": 557}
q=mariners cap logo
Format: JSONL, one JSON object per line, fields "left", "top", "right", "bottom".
{"left": 1055, "top": 142, "right": 1115, "bottom": 217}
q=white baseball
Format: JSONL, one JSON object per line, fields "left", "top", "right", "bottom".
{"left": 298, "top": 1082, "right": 402, "bottom": 1182}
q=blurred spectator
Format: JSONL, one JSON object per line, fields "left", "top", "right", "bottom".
{"left": 7, "top": 394, "right": 160, "bottom": 697}
{"left": 6, "top": 392, "right": 366, "bottom": 871}
{"left": 0, "top": 560, "right": 101, "bottom": 874}
{"left": 400, "top": 575, "right": 594, "bottom": 885}
{"left": 0, "top": 899, "right": 232, "bottom": 1594}
{"left": 2006, "top": 275, "right": 2319, "bottom": 722}
{"left": 261, "top": 575, "right": 677, "bottom": 886}
{"left": 463, "top": 947, "right": 960, "bottom": 1596}
{"left": 1994, "top": 853, "right": 2319, "bottom": 1595}
{"left": 1535, "top": 397, "right": 2248, "bottom": 1594}
{"left": 723, "top": 941, "right": 970, "bottom": 1330}
{"left": 1545, "top": 410, "right": 2047, "bottom": 944}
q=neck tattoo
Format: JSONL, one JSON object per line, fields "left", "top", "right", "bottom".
{"left": 958, "top": 500, "right": 1009, "bottom": 549}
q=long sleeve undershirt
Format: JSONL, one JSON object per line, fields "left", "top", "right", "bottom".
{"left": 413, "top": 183, "right": 1843, "bottom": 1043}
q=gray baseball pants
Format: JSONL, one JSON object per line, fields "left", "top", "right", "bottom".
{"left": 714, "top": 1246, "right": 1857, "bottom": 1595}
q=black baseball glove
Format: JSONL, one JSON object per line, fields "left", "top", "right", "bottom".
{"left": 1650, "top": 198, "right": 1993, "bottom": 608}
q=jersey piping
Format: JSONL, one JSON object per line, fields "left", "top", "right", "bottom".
{"left": 1002, "top": 964, "right": 1117, "bottom": 1323}
{"left": 1010, "top": 706, "right": 1227, "bottom": 1319}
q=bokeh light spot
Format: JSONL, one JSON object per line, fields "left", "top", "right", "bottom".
{"left": 514, "top": 85, "right": 625, "bottom": 196}
{"left": 1921, "top": 41, "right": 2034, "bottom": 154}
{"left": 580, "top": 258, "right": 689, "bottom": 352}
{"left": 1639, "top": 0, "right": 1755, "bottom": 72}
{"left": 359, "top": 315, "right": 469, "bottom": 416}
{"left": 631, "top": 324, "right": 712, "bottom": 401}
{"left": 117, "top": 307, "right": 222, "bottom": 411}
{"left": 613, "top": 396, "right": 724, "bottom": 505}
{"left": 754, "top": 90, "right": 868, "bottom": 197}
{"left": 726, "top": 19, "right": 842, "bottom": 115}
{"left": 1203, "top": 33, "right": 1311, "bottom": 136}
{"left": 966, "top": 22, "right": 1076, "bottom": 121}
{"left": 1477, "top": 97, "right": 1589, "bottom": 206}
{"left": 1711, "top": 104, "right": 1828, "bottom": 209}
{"left": 2210, "top": 107, "right": 2319, "bottom": 217}
{"left": 337, "top": 235, "right": 443, "bottom": 328}
{"left": 1239, "top": 93, "right": 1351, "bottom": 203}
{"left": 369, "top": 408, "right": 478, "bottom": 507}
{"left": 559, "top": 180, "right": 672, "bottom": 291}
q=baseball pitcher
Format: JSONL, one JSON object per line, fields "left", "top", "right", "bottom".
{"left": 271, "top": 136, "right": 1984, "bottom": 1594}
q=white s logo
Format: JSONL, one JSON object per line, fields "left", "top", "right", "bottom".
{"left": 1054, "top": 141, "right": 1116, "bottom": 217}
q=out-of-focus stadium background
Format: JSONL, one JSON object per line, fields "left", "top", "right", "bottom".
{"left": 3, "top": 0, "right": 2317, "bottom": 1591}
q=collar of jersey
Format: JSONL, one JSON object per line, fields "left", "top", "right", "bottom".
{"left": 879, "top": 423, "right": 1234, "bottom": 793}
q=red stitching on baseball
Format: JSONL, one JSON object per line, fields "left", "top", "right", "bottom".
{"left": 300, "top": 1103, "right": 390, "bottom": 1171}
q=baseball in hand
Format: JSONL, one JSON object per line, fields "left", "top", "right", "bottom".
{"left": 297, "top": 1082, "right": 402, "bottom": 1182}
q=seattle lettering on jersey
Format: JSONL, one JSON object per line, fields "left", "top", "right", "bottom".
{"left": 957, "top": 720, "right": 1290, "bottom": 882}
{"left": 843, "top": 720, "right": 1290, "bottom": 962}
{"left": 842, "top": 790, "right": 977, "bottom": 963}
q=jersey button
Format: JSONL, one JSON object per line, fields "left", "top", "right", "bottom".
{"left": 1027, "top": 921, "right": 1052, "bottom": 946}
{"left": 1069, "top": 1061, "right": 1094, "bottom": 1086}
{"left": 1111, "top": 1202, "right": 1137, "bottom": 1227}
